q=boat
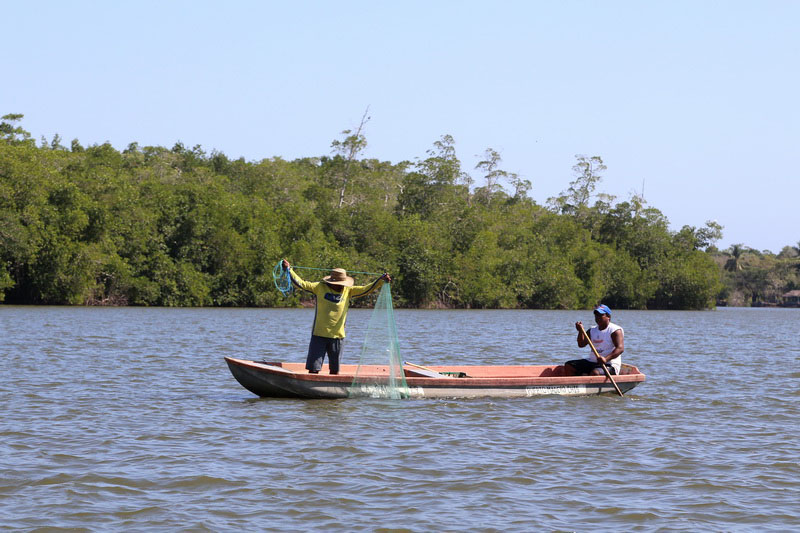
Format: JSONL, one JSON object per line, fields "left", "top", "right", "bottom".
{"left": 224, "top": 357, "right": 646, "bottom": 399}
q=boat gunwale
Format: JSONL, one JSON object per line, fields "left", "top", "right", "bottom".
{"left": 224, "top": 357, "right": 646, "bottom": 388}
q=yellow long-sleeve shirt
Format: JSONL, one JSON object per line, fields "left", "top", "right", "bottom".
{"left": 289, "top": 269, "right": 385, "bottom": 339}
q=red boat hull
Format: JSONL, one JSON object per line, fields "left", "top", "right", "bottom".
{"left": 224, "top": 357, "right": 645, "bottom": 399}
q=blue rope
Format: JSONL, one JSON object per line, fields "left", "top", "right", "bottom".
{"left": 272, "top": 262, "right": 294, "bottom": 296}
{"left": 272, "top": 261, "right": 384, "bottom": 297}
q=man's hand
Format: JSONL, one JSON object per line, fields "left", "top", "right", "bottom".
{"left": 575, "top": 321, "right": 590, "bottom": 347}
{"left": 381, "top": 273, "right": 392, "bottom": 283}
{"left": 282, "top": 259, "right": 291, "bottom": 270}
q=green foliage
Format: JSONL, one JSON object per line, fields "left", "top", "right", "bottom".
{"left": 1, "top": 114, "right": 34, "bottom": 145}
{"left": 651, "top": 250, "right": 722, "bottom": 309}
{"left": 712, "top": 245, "right": 800, "bottom": 306}
{"left": 0, "top": 114, "right": 737, "bottom": 309}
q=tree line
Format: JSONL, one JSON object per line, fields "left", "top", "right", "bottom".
{"left": 1, "top": 113, "right": 794, "bottom": 309}
{"left": 710, "top": 244, "right": 800, "bottom": 307}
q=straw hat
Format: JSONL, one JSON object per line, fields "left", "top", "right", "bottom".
{"left": 322, "top": 268, "right": 354, "bottom": 287}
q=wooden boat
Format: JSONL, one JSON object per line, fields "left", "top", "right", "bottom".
{"left": 224, "top": 357, "right": 646, "bottom": 399}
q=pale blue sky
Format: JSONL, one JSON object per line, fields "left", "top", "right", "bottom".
{"left": 4, "top": 1, "right": 798, "bottom": 253}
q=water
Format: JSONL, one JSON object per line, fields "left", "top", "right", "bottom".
{"left": 1, "top": 306, "right": 798, "bottom": 531}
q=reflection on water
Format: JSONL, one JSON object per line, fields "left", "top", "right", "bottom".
{"left": 1, "top": 306, "right": 798, "bottom": 530}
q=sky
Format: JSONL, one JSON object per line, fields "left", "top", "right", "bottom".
{"left": 4, "top": 1, "right": 798, "bottom": 253}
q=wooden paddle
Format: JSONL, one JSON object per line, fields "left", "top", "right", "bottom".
{"left": 578, "top": 324, "right": 624, "bottom": 397}
{"left": 403, "top": 361, "right": 447, "bottom": 378}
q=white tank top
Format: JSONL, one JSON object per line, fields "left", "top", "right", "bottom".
{"left": 587, "top": 323, "right": 623, "bottom": 372}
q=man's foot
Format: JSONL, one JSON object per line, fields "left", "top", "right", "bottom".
{"left": 309, "top": 370, "right": 319, "bottom": 374}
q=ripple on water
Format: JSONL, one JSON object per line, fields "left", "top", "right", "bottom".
{"left": 1, "top": 307, "right": 800, "bottom": 531}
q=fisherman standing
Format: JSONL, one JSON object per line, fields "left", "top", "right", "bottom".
{"left": 281, "top": 259, "right": 390, "bottom": 374}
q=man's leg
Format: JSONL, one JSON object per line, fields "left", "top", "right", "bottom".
{"left": 327, "top": 337, "right": 343, "bottom": 374}
{"left": 565, "top": 359, "right": 594, "bottom": 376}
{"left": 306, "top": 336, "right": 327, "bottom": 373}
{"left": 591, "top": 363, "right": 616, "bottom": 376}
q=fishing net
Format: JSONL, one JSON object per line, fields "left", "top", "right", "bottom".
{"left": 348, "top": 283, "right": 409, "bottom": 399}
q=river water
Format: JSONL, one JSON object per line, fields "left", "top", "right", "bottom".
{"left": 1, "top": 306, "right": 798, "bottom": 531}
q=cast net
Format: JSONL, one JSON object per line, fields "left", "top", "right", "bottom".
{"left": 348, "top": 283, "right": 409, "bottom": 399}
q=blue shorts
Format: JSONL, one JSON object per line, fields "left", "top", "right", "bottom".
{"left": 306, "top": 335, "right": 343, "bottom": 374}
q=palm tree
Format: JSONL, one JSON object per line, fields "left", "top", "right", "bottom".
{"left": 724, "top": 244, "right": 745, "bottom": 272}
{"left": 795, "top": 241, "right": 800, "bottom": 272}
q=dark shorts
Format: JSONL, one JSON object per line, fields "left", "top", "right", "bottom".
{"left": 306, "top": 335, "right": 343, "bottom": 374}
{"left": 565, "top": 359, "right": 616, "bottom": 376}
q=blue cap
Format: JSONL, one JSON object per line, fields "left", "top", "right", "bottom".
{"left": 593, "top": 304, "right": 611, "bottom": 316}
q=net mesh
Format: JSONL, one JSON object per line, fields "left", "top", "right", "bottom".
{"left": 348, "top": 284, "right": 409, "bottom": 399}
